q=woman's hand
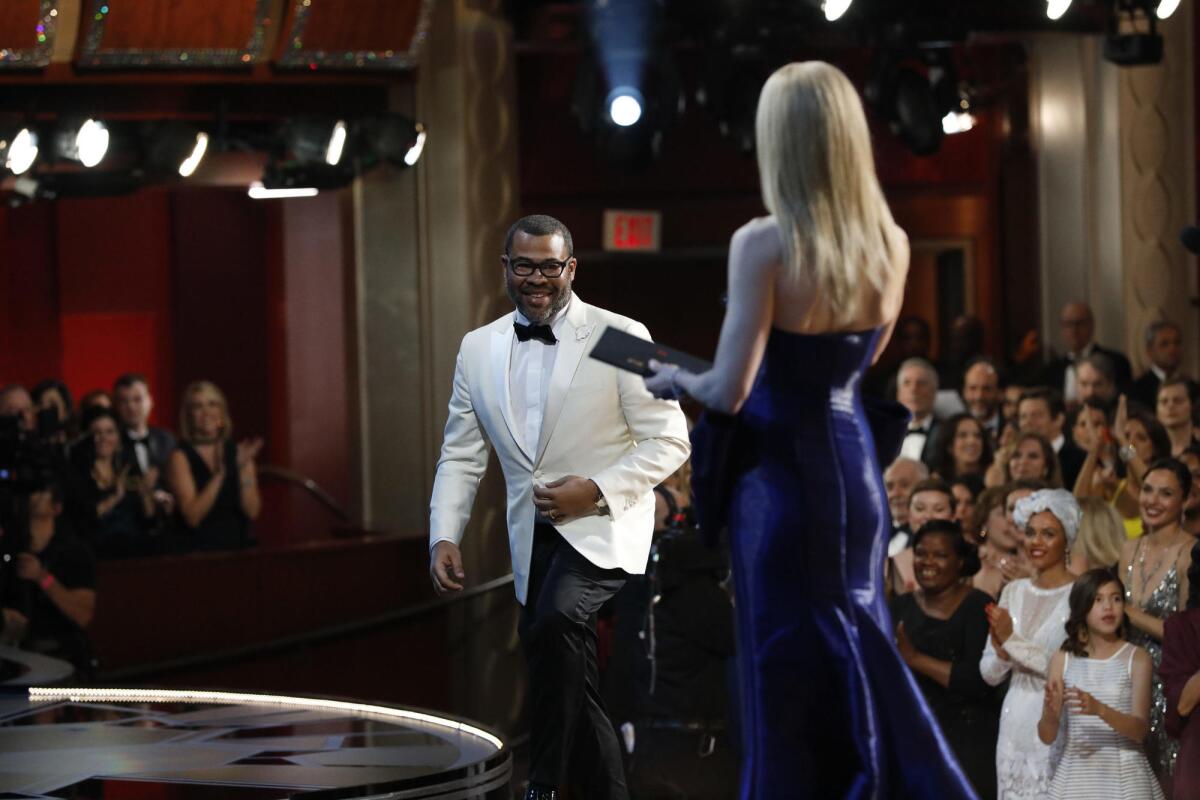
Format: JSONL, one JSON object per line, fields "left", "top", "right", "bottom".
{"left": 644, "top": 360, "right": 687, "bottom": 400}
{"left": 237, "top": 437, "right": 264, "bottom": 470}
{"left": 985, "top": 603, "right": 1015, "bottom": 644}
{"left": 1044, "top": 676, "right": 1065, "bottom": 717}
{"left": 1065, "top": 686, "right": 1104, "bottom": 716}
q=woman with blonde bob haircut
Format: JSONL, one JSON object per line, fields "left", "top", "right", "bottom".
{"left": 1069, "top": 497, "right": 1127, "bottom": 573}
{"left": 646, "top": 62, "right": 974, "bottom": 799}
{"left": 167, "top": 380, "right": 263, "bottom": 553}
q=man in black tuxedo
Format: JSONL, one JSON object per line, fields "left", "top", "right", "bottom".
{"left": 896, "top": 358, "right": 940, "bottom": 469}
{"left": 1017, "top": 387, "right": 1085, "bottom": 489}
{"left": 1041, "top": 302, "right": 1132, "bottom": 405}
{"left": 1130, "top": 320, "right": 1195, "bottom": 410}
{"left": 113, "top": 374, "right": 176, "bottom": 514}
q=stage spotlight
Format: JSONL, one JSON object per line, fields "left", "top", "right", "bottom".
{"left": 361, "top": 114, "right": 425, "bottom": 168}
{"left": 823, "top": 0, "right": 853, "bottom": 21}
{"left": 143, "top": 123, "right": 210, "bottom": 178}
{"left": 248, "top": 181, "right": 318, "bottom": 199}
{"left": 1046, "top": 0, "right": 1072, "bottom": 19}
{"left": 3, "top": 127, "right": 38, "bottom": 175}
{"left": 1156, "top": 0, "right": 1180, "bottom": 18}
{"left": 607, "top": 88, "right": 644, "bottom": 127}
{"left": 325, "top": 120, "right": 347, "bottom": 166}
{"left": 403, "top": 125, "right": 426, "bottom": 166}
{"left": 75, "top": 118, "right": 109, "bottom": 167}
{"left": 178, "top": 133, "right": 208, "bottom": 177}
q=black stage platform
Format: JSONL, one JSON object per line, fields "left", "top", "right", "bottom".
{"left": 0, "top": 688, "right": 511, "bottom": 799}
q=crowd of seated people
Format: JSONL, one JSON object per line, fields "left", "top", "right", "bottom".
{"left": 876, "top": 302, "right": 1200, "bottom": 799}
{"left": 0, "top": 373, "right": 263, "bottom": 682}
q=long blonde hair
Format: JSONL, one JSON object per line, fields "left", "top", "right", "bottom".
{"left": 1073, "top": 497, "right": 1126, "bottom": 570}
{"left": 755, "top": 61, "right": 897, "bottom": 325}
{"left": 179, "top": 380, "right": 233, "bottom": 443}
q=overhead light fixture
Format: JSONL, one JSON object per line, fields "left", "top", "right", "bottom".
{"left": 607, "top": 88, "right": 644, "bottom": 127}
{"left": 248, "top": 181, "right": 318, "bottom": 199}
{"left": 177, "top": 132, "right": 208, "bottom": 177}
{"left": 823, "top": 0, "right": 853, "bottom": 21}
{"left": 325, "top": 120, "right": 347, "bottom": 166}
{"left": 1156, "top": 0, "right": 1180, "bottom": 17}
{"left": 403, "top": 125, "right": 426, "bottom": 166}
{"left": 1046, "top": 0, "right": 1072, "bottom": 19}
{"left": 4, "top": 127, "right": 38, "bottom": 175}
{"left": 75, "top": 118, "right": 109, "bottom": 168}
{"left": 942, "top": 87, "right": 976, "bottom": 135}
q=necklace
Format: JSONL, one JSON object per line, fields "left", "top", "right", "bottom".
{"left": 1135, "top": 533, "right": 1183, "bottom": 605}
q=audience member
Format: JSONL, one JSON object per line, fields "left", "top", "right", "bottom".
{"left": 892, "top": 519, "right": 999, "bottom": 799}
{"left": 4, "top": 485, "right": 97, "bottom": 679}
{"left": 1038, "top": 568, "right": 1161, "bottom": 800}
{"left": 1069, "top": 398, "right": 1110, "bottom": 455}
{"left": 932, "top": 413, "right": 993, "bottom": 484}
{"left": 1157, "top": 378, "right": 1198, "bottom": 457}
{"left": 1076, "top": 351, "right": 1119, "bottom": 410}
{"left": 79, "top": 389, "right": 112, "bottom": 412}
{"left": 113, "top": 373, "right": 177, "bottom": 521}
{"left": 898, "top": 357, "right": 941, "bottom": 467}
{"left": 988, "top": 431, "right": 1063, "bottom": 489}
{"left": 972, "top": 487, "right": 1021, "bottom": 599}
{"left": 938, "top": 314, "right": 986, "bottom": 393}
{"left": 167, "top": 380, "right": 261, "bottom": 552}
{"left": 69, "top": 408, "right": 157, "bottom": 558}
{"left": 885, "top": 457, "right": 929, "bottom": 534}
{"left": 1119, "top": 458, "right": 1195, "bottom": 784}
{"left": 0, "top": 384, "right": 36, "bottom": 431}
{"left": 1068, "top": 497, "right": 1126, "bottom": 575}
{"left": 891, "top": 478, "right": 955, "bottom": 595}
{"left": 1095, "top": 400, "right": 1175, "bottom": 539}
{"left": 1179, "top": 445, "right": 1200, "bottom": 537}
{"left": 1043, "top": 301, "right": 1133, "bottom": 403}
{"left": 951, "top": 474, "right": 984, "bottom": 538}
{"left": 1161, "top": 540, "right": 1200, "bottom": 800}
{"left": 962, "top": 358, "right": 1003, "bottom": 442}
{"left": 31, "top": 379, "right": 76, "bottom": 442}
{"left": 1017, "top": 388, "right": 1085, "bottom": 488}
{"left": 1132, "top": 320, "right": 1191, "bottom": 411}
{"left": 980, "top": 488, "right": 1078, "bottom": 800}
{"left": 868, "top": 315, "right": 932, "bottom": 398}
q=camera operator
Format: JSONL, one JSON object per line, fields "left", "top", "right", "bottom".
{"left": 0, "top": 483, "right": 96, "bottom": 679}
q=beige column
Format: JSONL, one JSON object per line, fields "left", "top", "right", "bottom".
{"left": 348, "top": 0, "right": 525, "bottom": 732}
{"left": 1118, "top": 7, "right": 1199, "bottom": 376}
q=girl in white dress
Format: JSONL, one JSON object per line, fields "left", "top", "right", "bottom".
{"left": 980, "top": 488, "right": 1078, "bottom": 799}
{"left": 1038, "top": 567, "right": 1162, "bottom": 800}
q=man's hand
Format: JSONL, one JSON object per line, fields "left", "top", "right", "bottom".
{"left": 15, "top": 553, "right": 45, "bottom": 583}
{"left": 430, "top": 541, "right": 465, "bottom": 595}
{"left": 533, "top": 476, "right": 601, "bottom": 522}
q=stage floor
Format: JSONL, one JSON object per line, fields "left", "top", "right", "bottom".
{"left": 0, "top": 688, "right": 511, "bottom": 799}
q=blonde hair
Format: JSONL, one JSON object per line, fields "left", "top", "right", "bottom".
{"left": 755, "top": 61, "right": 898, "bottom": 325}
{"left": 1073, "top": 497, "right": 1126, "bottom": 570}
{"left": 179, "top": 380, "right": 233, "bottom": 443}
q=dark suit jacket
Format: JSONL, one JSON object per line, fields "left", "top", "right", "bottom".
{"left": 1057, "top": 439, "right": 1086, "bottom": 492}
{"left": 1041, "top": 343, "right": 1134, "bottom": 397}
{"left": 1130, "top": 371, "right": 1198, "bottom": 412}
{"left": 121, "top": 426, "right": 177, "bottom": 476}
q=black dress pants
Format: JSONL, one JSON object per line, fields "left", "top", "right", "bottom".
{"left": 519, "top": 522, "right": 629, "bottom": 799}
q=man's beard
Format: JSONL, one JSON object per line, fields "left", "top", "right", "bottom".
{"left": 505, "top": 280, "right": 572, "bottom": 323}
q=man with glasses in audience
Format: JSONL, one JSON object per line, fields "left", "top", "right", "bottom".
{"left": 1042, "top": 301, "right": 1132, "bottom": 404}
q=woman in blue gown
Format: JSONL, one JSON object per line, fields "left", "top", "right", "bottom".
{"left": 645, "top": 62, "right": 977, "bottom": 799}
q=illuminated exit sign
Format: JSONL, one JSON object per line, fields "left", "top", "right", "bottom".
{"left": 603, "top": 210, "right": 661, "bottom": 252}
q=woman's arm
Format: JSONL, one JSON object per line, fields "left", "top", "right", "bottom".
{"left": 168, "top": 449, "right": 222, "bottom": 529}
{"left": 949, "top": 597, "right": 999, "bottom": 698}
{"left": 896, "top": 620, "right": 952, "bottom": 688}
{"left": 1038, "top": 651, "right": 1066, "bottom": 744}
{"left": 671, "top": 219, "right": 778, "bottom": 414}
{"left": 239, "top": 460, "right": 261, "bottom": 520}
{"left": 980, "top": 585, "right": 1016, "bottom": 686}
{"left": 1073, "top": 442, "right": 1101, "bottom": 499}
{"left": 1179, "top": 671, "right": 1200, "bottom": 718}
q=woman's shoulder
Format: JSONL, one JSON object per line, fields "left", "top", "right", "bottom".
{"left": 959, "top": 587, "right": 995, "bottom": 614}
{"left": 730, "top": 216, "right": 784, "bottom": 273}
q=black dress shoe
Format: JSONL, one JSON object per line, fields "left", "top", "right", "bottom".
{"left": 522, "top": 783, "right": 557, "bottom": 800}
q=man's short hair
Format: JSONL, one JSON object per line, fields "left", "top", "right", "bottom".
{"left": 1079, "top": 352, "right": 1116, "bottom": 384}
{"left": 908, "top": 477, "right": 954, "bottom": 507}
{"left": 886, "top": 456, "right": 930, "bottom": 482}
{"left": 1144, "top": 319, "right": 1181, "bottom": 348}
{"left": 963, "top": 356, "right": 1004, "bottom": 387}
{"left": 898, "top": 357, "right": 939, "bottom": 389}
{"left": 503, "top": 214, "right": 574, "bottom": 258}
{"left": 1018, "top": 387, "right": 1065, "bottom": 419}
{"left": 113, "top": 373, "right": 149, "bottom": 393}
{"left": 0, "top": 383, "right": 27, "bottom": 402}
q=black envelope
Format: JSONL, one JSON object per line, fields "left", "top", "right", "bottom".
{"left": 589, "top": 326, "right": 712, "bottom": 377}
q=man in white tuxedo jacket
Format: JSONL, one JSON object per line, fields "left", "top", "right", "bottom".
{"left": 429, "top": 215, "right": 690, "bottom": 800}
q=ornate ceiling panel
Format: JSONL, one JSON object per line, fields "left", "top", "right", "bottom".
{"left": 274, "top": 0, "right": 433, "bottom": 71}
{"left": 0, "top": 1, "right": 59, "bottom": 70}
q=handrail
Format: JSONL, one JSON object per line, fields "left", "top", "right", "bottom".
{"left": 98, "top": 573, "right": 516, "bottom": 682}
{"left": 256, "top": 464, "right": 352, "bottom": 523}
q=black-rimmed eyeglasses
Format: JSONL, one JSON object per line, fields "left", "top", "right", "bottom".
{"left": 504, "top": 257, "right": 570, "bottom": 278}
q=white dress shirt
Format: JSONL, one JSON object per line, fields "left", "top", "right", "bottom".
{"left": 900, "top": 415, "right": 933, "bottom": 462}
{"left": 1063, "top": 342, "right": 1095, "bottom": 403}
{"left": 128, "top": 429, "right": 151, "bottom": 474}
{"left": 509, "top": 299, "right": 573, "bottom": 455}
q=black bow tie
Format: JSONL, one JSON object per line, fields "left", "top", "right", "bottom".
{"left": 128, "top": 432, "right": 149, "bottom": 443}
{"left": 514, "top": 321, "right": 557, "bottom": 345}
{"left": 907, "top": 424, "right": 929, "bottom": 435}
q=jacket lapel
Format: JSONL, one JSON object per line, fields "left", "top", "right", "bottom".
{"left": 490, "top": 315, "right": 532, "bottom": 462}
{"left": 535, "top": 298, "right": 595, "bottom": 465}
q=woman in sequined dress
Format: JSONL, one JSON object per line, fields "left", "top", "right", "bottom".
{"left": 1119, "top": 458, "right": 1194, "bottom": 791}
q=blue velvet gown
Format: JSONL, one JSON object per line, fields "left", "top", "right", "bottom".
{"left": 724, "top": 328, "right": 978, "bottom": 799}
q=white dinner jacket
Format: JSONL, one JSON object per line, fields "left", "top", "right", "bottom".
{"left": 429, "top": 295, "right": 691, "bottom": 604}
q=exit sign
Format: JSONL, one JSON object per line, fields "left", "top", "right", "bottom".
{"left": 603, "top": 210, "right": 661, "bottom": 252}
